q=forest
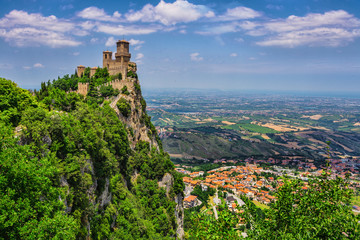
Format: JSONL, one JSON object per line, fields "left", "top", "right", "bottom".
{"left": 0, "top": 69, "right": 184, "bottom": 239}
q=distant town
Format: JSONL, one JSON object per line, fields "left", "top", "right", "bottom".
{"left": 176, "top": 159, "right": 360, "bottom": 214}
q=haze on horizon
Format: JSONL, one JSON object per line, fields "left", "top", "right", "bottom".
{"left": 0, "top": 0, "right": 359, "bottom": 93}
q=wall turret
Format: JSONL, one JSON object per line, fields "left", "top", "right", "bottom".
{"left": 77, "top": 65, "right": 85, "bottom": 77}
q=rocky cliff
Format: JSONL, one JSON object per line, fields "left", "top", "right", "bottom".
{"left": 0, "top": 74, "right": 184, "bottom": 239}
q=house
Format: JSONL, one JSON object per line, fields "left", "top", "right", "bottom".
{"left": 184, "top": 195, "right": 200, "bottom": 208}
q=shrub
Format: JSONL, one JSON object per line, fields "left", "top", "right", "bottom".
{"left": 127, "top": 71, "right": 137, "bottom": 79}
{"left": 117, "top": 98, "right": 131, "bottom": 117}
{"left": 100, "top": 85, "right": 120, "bottom": 98}
{"left": 134, "top": 82, "right": 141, "bottom": 92}
{"left": 121, "top": 86, "right": 130, "bottom": 95}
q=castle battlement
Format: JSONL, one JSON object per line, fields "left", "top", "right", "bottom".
{"left": 76, "top": 40, "right": 137, "bottom": 79}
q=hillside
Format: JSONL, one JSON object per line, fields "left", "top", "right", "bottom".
{"left": 0, "top": 70, "right": 184, "bottom": 239}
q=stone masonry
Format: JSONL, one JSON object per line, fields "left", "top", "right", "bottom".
{"left": 77, "top": 40, "right": 137, "bottom": 78}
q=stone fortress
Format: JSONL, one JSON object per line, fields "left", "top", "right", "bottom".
{"left": 76, "top": 40, "right": 137, "bottom": 79}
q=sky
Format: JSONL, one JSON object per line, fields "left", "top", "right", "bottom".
{"left": 0, "top": 0, "right": 360, "bottom": 93}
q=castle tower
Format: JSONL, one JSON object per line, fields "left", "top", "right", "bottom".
{"left": 90, "top": 67, "right": 98, "bottom": 77}
{"left": 115, "top": 40, "right": 131, "bottom": 77}
{"left": 102, "top": 51, "right": 112, "bottom": 70}
{"left": 77, "top": 65, "right": 85, "bottom": 77}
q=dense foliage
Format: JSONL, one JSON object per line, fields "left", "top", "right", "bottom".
{"left": 0, "top": 75, "right": 183, "bottom": 239}
{"left": 117, "top": 98, "right": 131, "bottom": 117}
{"left": 242, "top": 172, "right": 360, "bottom": 239}
{"left": 187, "top": 171, "right": 360, "bottom": 239}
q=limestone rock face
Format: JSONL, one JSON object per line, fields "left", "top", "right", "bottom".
{"left": 108, "top": 77, "right": 159, "bottom": 149}
{"left": 158, "top": 173, "right": 185, "bottom": 240}
{"left": 175, "top": 193, "right": 185, "bottom": 240}
{"left": 158, "top": 173, "right": 174, "bottom": 197}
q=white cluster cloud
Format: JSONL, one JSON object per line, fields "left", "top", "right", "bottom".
{"left": 33, "top": 63, "right": 44, "bottom": 68}
{"left": 190, "top": 52, "right": 203, "bottom": 61}
{"left": 0, "top": 27, "right": 81, "bottom": 47}
{"left": 129, "top": 39, "right": 145, "bottom": 50}
{"left": 196, "top": 8, "right": 360, "bottom": 47}
{"left": 0, "top": 10, "right": 80, "bottom": 47}
{"left": 215, "top": 6, "right": 261, "bottom": 21}
{"left": 0, "top": 10, "right": 74, "bottom": 32}
{"left": 23, "top": 63, "right": 44, "bottom": 70}
{"left": 135, "top": 53, "right": 144, "bottom": 64}
{"left": 0, "top": 2, "right": 359, "bottom": 49}
{"left": 135, "top": 53, "right": 144, "bottom": 60}
{"left": 105, "top": 36, "right": 116, "bottom": 47}
{"left": 125, "top": 0, "right": 214, "bottom": 25}
{"left": 256, "top": 10, "right": 360, "bottom": 47}
{"left": 96, "top": 24, "right": 160, "bottom": 35}
{"left": 77, "top": 7, "right": 121, "bottom": 22}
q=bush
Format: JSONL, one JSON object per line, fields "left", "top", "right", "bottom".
{"left": 100, "top": 85, "right": 120, "bottom": 98}
{"left": 121, "top": 86, "right": 130, "bottom": 95}
{"left": 117, "top": 98, "right": 131, "bottom": 117}
{"left": 127, "top": 71, "right": 137, "bottom": 79}
{"left": 134, "top": 82, "right": 141, "bottom": 92}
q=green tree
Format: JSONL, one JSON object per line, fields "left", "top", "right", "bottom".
{"left": 0, "top": 78, "right": 38, "bottom": 126}
{"left": 242, "top": 171, "right": 360, "bottom": 239}
{"left": 0, "top": 122, "right": 78, "bottom": 239}
{"left": 117, "top": 98, "right": 131, "bottom": 117}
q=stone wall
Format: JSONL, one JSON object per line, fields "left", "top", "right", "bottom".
{"left": 77, "top": 82, "right": 89, "bottom": 96}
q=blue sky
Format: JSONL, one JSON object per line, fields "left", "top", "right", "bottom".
{"left": 0, "top": 0, "right": 360, "bottom": 93}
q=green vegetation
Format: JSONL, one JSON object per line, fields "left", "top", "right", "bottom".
{"left": 0, "top": 76, "right": 183, "bottom": 239}
{"left": 252, "top": 200, "right": 270, "bottom": 210}
{"left": 127, "top": 70, "right": 138, "bottom": 79}
{"left": 223, "top": 123, "right": 279, "bottom": 134}
{"left": 188, "top": 202, "right": 239, "bottom": 240}
{"left": 187, "top": 171, "right": 360, "bottom": 239}
{"left": 99, "top": 85, "right": 120, "bottom": 98}
{"left": 134, "top": 82, "right": 141, "bottom": 92}
{"left": 352, "top": 195, "right": 360, "bottom": 206}
{"left": 117, "top": 98, "right": 131, "bottom": 117}
{"left": 121, "top": 85, "right": 130, "bottom": 95}
{"left": 191, "top": 185, "right": 216, "bottom": 207}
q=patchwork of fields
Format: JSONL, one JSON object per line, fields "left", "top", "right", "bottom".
{"left": 145, "top": 90, "right": 360, "bottom": 162}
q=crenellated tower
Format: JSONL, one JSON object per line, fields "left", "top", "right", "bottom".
{"left": 77, "top": 39, "right": 137, "bottom": 79}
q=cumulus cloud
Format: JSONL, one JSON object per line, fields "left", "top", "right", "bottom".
{"left": 135, "top": 53, "right": 144, "bottom": 60}
{"left": 125, "top": 0, "right": 214, "bottom": 25}
{"left": 0, "top": 27, "right": 81, "bottom": 47}
{"left": 33, "top": 63, "right": 44, "bottom": 68}
{"left": 135, "top": 53, "right": 144, "bottom": 64}
{"left": 258, "top": 28, "right": 360, "bottom": 47}
{"left": 105, "top": 36, "right": 116, "bottom": 47}
{"left": 256, "top": 10, "right": 360, "bottom": 47}
{"left": 215, "top": 6, "right": 262, "bottom": 21}
{"left": 129, "top": 38, "right": 145, "bottom": 50}
{"left": 190, "top": 52, "right": 203, "bottom": 61}
{"left": 0, "top": 10, "right": 74, "bottom": 32}
{"left": 230, "top": 53, "right": 237, "bottom": 57}
{"left": 77, "top": 7, "right": 122, "bottom": 22}
{"left": 196, "top": 21, "right": 259, "bottom": 35}
{"left": 0, "top": 10, "right": 81, "bottom": 47}
{"left": 96, "top": 23, "right": 160, "bottom": 35}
